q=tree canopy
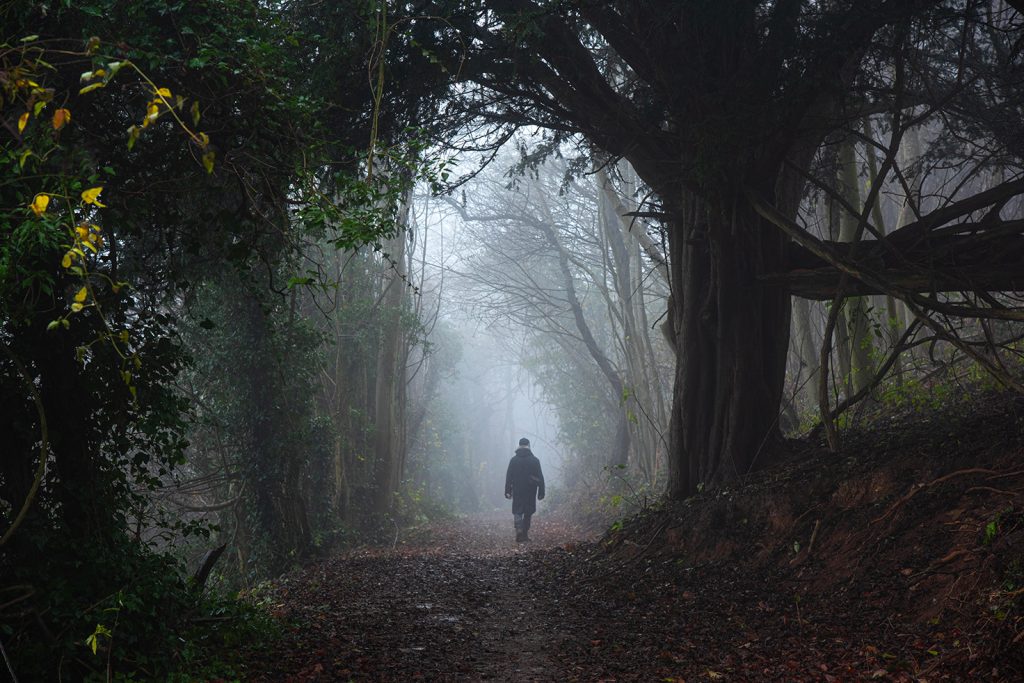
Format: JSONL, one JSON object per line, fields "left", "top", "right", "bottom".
{"left": 407, "top": 0, "right": 1024, "bottom": 494}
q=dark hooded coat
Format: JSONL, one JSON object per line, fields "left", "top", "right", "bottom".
{"left": 505, "top": 447, "right": 545, "bottom": 515}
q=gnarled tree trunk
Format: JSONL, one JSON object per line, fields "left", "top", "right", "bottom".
{"left": 667, "top": 189, "right": 792, "bottom": 498}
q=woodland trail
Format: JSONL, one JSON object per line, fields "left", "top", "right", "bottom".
{"left": 244, "top": 513, "right": 590, "bottom": 682}
{"left": 240, "top": 506, "right": 1012, "bottom": 682}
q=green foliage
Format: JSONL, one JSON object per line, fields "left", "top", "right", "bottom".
{"left": 984, "top": 519, "right": 1000, "bottom": 546}
{"left": 392, "top": 485, "right": 454, "bottom": 527}
{"left": 1, "top": 0, "right": 442, "bottom": 676}
{"left": 982, "top": 507, "right": 1020, "bottom": 548}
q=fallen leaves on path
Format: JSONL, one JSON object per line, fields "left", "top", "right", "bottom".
{"left": 239, "top": 509, "right": 1014, "bottom": 682}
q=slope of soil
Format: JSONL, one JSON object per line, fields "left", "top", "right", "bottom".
{"left": 239, "top": 392, "right": 1024, "bottom": 681}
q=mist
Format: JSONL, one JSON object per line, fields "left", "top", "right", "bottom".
{"left": 401, "top": 142, "right": 675, "bottom": 520}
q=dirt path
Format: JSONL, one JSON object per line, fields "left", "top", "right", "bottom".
{"left": 241, "top": 506, "right": 1017, "bottom": 681}
{"left": 244, "top": 513, "right": 588, "bottom": 682}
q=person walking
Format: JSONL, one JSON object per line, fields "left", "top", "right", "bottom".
{"left": 504, "top": 437, "right": 545, "bottom": 542}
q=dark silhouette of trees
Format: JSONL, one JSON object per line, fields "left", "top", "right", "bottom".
{"left": 415, "top": 0, "right": 1024, "bottom": 496}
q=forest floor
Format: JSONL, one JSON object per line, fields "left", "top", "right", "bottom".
{"left": 238, "top": 392, "right": 1024, "bottom": 682}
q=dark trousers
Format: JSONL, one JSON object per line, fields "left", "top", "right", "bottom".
{"left": 514, "top": 512, "right": 532, "bottom": 533}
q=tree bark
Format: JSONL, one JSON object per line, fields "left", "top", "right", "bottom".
{"left": 372, "top": 194, "right": 411, "bottom": 515}
{"left": 838, "top": 140, "right": 874, "bottom": 396}
{"left": 667, "top": 189, "right": 791, "bottom": 498}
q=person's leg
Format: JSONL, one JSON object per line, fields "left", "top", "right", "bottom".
{"left": 522, "top": 512, "right": 532, "bottom": 540}
{"left": 513, "top": 513, "right": 525, "bottom": 541}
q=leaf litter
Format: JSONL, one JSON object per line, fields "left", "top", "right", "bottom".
{"left": 241, "top": 393, "right": 1024, "bottom": 681}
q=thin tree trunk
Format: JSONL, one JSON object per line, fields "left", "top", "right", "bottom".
{"left": 862, "top": 117, "right": 904, "bottom": 386}
{"left": 838, "top": 140, "right": 874, "bottom": 397}
{"left": 537, "top": 216, "right": 629, "bottom": 468}
{"left": 372, "top": 192, "right": 411, "bottom": 515}
{"left": 792, "top": 295, "right": 820, "bottom": 400}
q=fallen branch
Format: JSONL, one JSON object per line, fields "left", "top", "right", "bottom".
{"left": 987, "top": 469, "right": 1024, "bottom": 481}
{"left": 807, "top": 519, "right": 821, "bottom": 555}
{"left": 872, "top": 468, "right": 1002, "bottom": 525}
{"left": 965, "top": 486, "right": 1020, "bottom": 497}
{"left": 192, "top": 544, "right": 227, "bottom": 592}
{"left": 934, "top": 548, "right": 973, "bottom": 567}
{"left": 0, "top": 635, "right": 18, "bottom": 683}
{"left": 911, "top": 548, "right": 975, "bottom": 578}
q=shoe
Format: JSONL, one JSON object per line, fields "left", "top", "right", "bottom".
{"left": 515, "top": 531, "right": 525, "bottom": 542}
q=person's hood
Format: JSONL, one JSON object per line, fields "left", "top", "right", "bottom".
{"left": 514, "top": 447, "right": 533, "bottom": 457}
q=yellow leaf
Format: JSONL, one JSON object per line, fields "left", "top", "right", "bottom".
{"left": 155, "top": 87, "right": 171, "bottom": 98}
{"left": 202, "top": 150, "right": 215, "bottom": 174}
{"left": 29, "top": 194, "right": 49, "bottom": 216}
{"left": 62, "top": 252, "right": 73, "bottom": 268}
{"left": 52, "top": 108, "right": 71, "bottom": 130}
{"left": 81, "top": 187, "right": 105, "bottom": 207}
{"left": 70, "top": 302, "right": 84, "bottom": 313}
{"left": 79, "top": 82, "right": 105, "bottom": 95}
{"left": 33, "top": 101, "right": 47, "bottom": 116}
{"left": 190, "top": 100, "right": 201, "bottom": 126}
{"left": 127, "top": 125, "right": 140, "bottom": 150}
{"left": 75, "top": 225, "right": 89, "bottom": 240}
{"left": 74, "top": 286, "right": 88, "bottom": 303}
{"left": 146, "top": 102, "right": 159, "bottom": 120}
{"left": 197, "top": 131, "right": 209, "bottom": 148}
{"left": 18, "top": 112, "right": 29, "bottom": 133}
{"left": 18, "top": 149, "right": 32, "bottom": 168}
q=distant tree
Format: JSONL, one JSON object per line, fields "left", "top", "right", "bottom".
{"left": 448, "top": 153, "right": 671, "bottom": 486}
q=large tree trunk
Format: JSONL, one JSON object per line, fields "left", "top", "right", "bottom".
{"left": 667, "top": 190, "right": 791, "bottom": 498}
